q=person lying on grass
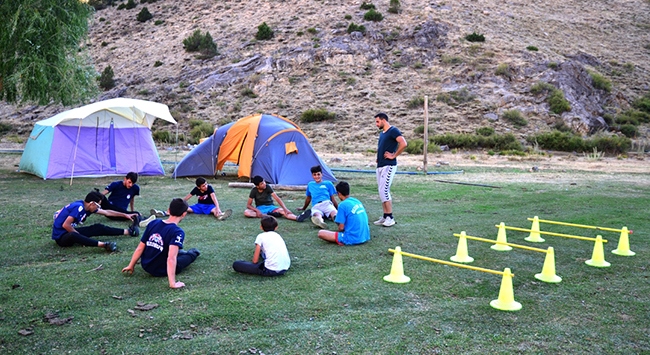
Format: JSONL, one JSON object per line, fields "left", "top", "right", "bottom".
{"left": 232, "top": 215, "right": 290, "bottom": 276}
{"left": 122, "top": 198, "right": 200, "bottom": 289}
{"left": 317, "top": 181, "right": 370, "bottom": 246}
{"left": 244, "top": 175, "right": 298, "bottom": 220}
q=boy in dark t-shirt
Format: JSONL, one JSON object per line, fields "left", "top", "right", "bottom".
{"left": 100, "top": 172, "right": 141, "bottom": 222}
{"left": 182, "top": 177, "right": 231, "bottom": 220}
{"left": 122, "top": 198, "right": 200, "bottom": 289}
{"left": 244, "top": 175, "right": 298, "bottom": 220}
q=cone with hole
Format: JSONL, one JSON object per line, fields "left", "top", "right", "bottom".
{"left": 525, "top": 215, "right": 545, "bottom": 242}
{"left": 450, "top": 231, "right": 474, "bottom": 263}
{"left": 490, "top": 268, "right": 522, "bottom": 311}
{"left": 384, "top": 246, "right": 411, "bottom": 283}
{"left": 491, "top": 223, "right": 513, "bottom": 251}
{"left": 535, "top": 247, "right": 562, "bottom": 283}
{"left": 612, "top": 227, "right": 635, "bottom": 256}
{"left": 585, "top": 235, "right": 611, "bottom": 267}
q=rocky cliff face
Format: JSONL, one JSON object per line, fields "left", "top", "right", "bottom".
{"left": 1, "top": 0, "right": 649, "bottom": 151}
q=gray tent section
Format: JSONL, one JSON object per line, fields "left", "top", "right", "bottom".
{"left": 173, "top": 122, "right": 233, "bottom": 178}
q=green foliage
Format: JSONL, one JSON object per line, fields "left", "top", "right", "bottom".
{"left": 364, "top": 9, "right": 384, "bottom": 22}
{"left": 618, "top": 124, "right": 638, "bottom": 138}
{"left": 476, "top": 126, "right": 495, "bottom": 136}
{"left": 347, "top": 23, "right": 367, "bottom": 34}
{"left": 552, "top": 119, "right": 573, "bottom": 132}
{"left": 527, "top": 131, "right": 631, "bottom": 154}
{"left": 526, "top": 45, "right": 539, "bottom": 51}
{"left": 414, "top": 125, "right": 435, "bottom": 135}
{"left": 136, "top": 7, "right": 152, "bottom": 22}
{"left": 300, "top": 108, "right": 336, "bottom": 122}
{"left": 152, "top": 130, "right": 171, "bottom": 143}
{"left": 632, "top": 92, "right": 650, "bottom": 113}
{"left": 432, "top": 132, "right": 523, "bottom": 151}
{"left": 189, "top": 120, "right": 214, "bottom": 143}
{"left": 360, "top": 2, "right": 375, "bottom": 10}
{"left": 344, "top": 14, "right": 352, "bottom": 20}
{"left": 495, "top": 63, "right": 512, "bottom": 79}
{"left": 307, "top": 27, "right": 318, "bottom": 34}
{"left": 406, "top": 96, "right": 430, "bottom": 109}
{"left": 589, "top": 70, "right": 612, "bottom": 92}
{"left": 441, "top": 55, "right": 463, "bottom": 65}
{"left": 436, "top": 88, "right": 476, "bottom": 107}
{"left": 502, "top": 109, "right": 528, "bottom": 127}
{"left": 530, "top": 81, "right": 556, "bottom": 95}
{"left": 154, "top": 19, "right": 164, "bottom": 25}
{"left": 256, "top": 22, "right": 274, "bottom": 40}
{"left": 98, "top": 65, "right": 115, "bottom": 90}
{"left": 404, "top": 139, "right": 440, "bottom": 154}
{"left": 240, "top": 88, "right": 258, "bottom": 98}
{"left": 615, "top": 109, "right": 650, "bottom": 125}
{"left": 0, "top": 0, "right": 98, "bottom": 105}
{"left": 465, "top": 32, "right": 485, "bottom": 42}
{"left": 547, "top": 62, "right": 558, "bottom": 70}
{"left": 153, "top": 60, "right": 163, "bottom": 67}
{"left": 388, "top": 0, "right": 401, "bottom": 14}
{"left": 182, "top": 30, "right": 218, "bottom": 59}
{"left": 125, "top": 0, "right": 136, "bottom": 10}
{"left": 0, "top": 122, "right": 12, "bottom": 135}
{"left": 88, "top": 0, "right": 117, "bottom": 10}
{"left": 141, "top": 0, "right": 158, "bottom": 3}
{"left": 547, "top": 89, "right": 571, "bottom": 114}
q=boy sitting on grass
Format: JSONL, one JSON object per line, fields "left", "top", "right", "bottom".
{"left": 244, "top": 175, "right": 297, "bottom": 220}
{"left": 122, "top": 198, "right": 200, "bottom": 289}
{"left": 317, "top": 181, "right": 370, "bottom": 246}
{"left": 232, "top": 215, "right": 290, "bottom": 276}
{"left": 297, "top": 165, "right": 338, "bottom": 228}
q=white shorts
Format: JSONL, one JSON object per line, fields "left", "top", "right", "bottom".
{"left": 311, "top": 200, "right": 337, "bottom": 218}
{"left": 376, "top": 165, "right": 397, "bottom": 203}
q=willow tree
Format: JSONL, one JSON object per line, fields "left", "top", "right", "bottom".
{"left": 0, "top": 0, "right": 99, "bottom": 105}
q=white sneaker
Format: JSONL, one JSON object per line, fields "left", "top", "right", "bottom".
{"left": 311, "top": 216, "right": 328, "bottom": 229}
{"left": 382, "top": 217, "right": 396, "bottom": 227}
{"left": 373, "top": 217, "right": 386, "bottom": 225}
{"left": 139, "top": 215, "right": 156, "bottom": 228}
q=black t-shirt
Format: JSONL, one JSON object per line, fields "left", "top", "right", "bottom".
{"left": 190, "top": 185, "right": 216, "bottom": 205}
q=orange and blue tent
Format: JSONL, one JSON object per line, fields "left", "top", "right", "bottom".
{"left": 173, "top": 113, "right": 335, "bottom": 185}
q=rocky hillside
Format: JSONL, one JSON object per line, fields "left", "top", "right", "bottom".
{"left": 1, "top": 0, "right": 649, "bottom": 153}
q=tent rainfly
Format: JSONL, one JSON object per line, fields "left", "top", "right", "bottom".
{"left": 173, "top": 113, "right": 335, "bottom": 185}
{"left": 19, "top": 98, "right": 177, "bottom": 179}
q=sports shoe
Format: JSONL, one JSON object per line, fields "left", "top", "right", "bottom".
{"left": 296, "top": 209, "right": 311, "bottom": 222}
{"left": 382, "top": 217, "right": 396, "bottom": 227}
{"left": 217, "top": 209, "right": 232, "bottom": 221}
{"left": 139, "top": 215, "right": 156, "bottom": 228}
{"left": 150, "top": 209, "right": 167, "bottom": 217}
{"left": 187, "top": 248, "right": 201, "bottom": 257}
{"left": 104, "top": 241, "right": 117, "bottom": 252}
{"left": 128, "top": 225, "right": 140, "bottom": 237}
{"left": 311, "top": 215, "right": 328, "bottom": 229}
{"left": 131, "top": 214, "right": 142, "bottom": 229}
{"left": 373, "top": 217, "right": 386, "bottom": 225}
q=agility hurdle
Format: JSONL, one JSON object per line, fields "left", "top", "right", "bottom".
{"left": 385, "top": 247, "right": 522, "bottom": 311}
{"left": 453, "top": 232, "right": 561, "bottom": 283}
{"left": 496, "top": 224, "right": 611, "bottom": 268}
{"left": 527, "top": 216, "right": 635, "bottom": 256}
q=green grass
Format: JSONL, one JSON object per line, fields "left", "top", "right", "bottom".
{"left": 1, "top": 158, "right": 649, "bottom": 354}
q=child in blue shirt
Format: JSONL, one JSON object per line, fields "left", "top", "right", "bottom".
{"left": 297, "top": 165, "right": 338, "bottom": 229}
{"left": 317, "top": 181, "right": 370, "bottom": 246}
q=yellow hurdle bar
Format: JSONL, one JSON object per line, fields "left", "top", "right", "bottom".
{"left": 527, "top": 218, "right": 629, "bottom": 234}
{"left": 497, "top": 225, "right": 608, "bottom": 243}
{"left": 453, "top": 233, "right": 548, "bottom": 253}
{"left": 388, "top": 249, "right": 509, "bottom": 276}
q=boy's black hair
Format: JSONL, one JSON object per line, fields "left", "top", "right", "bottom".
{"left": 310, "top": 165, "right": 322, "bottom": 174}
{"left": 252, "top": 175, "right": 264, "bottom": 186}
{"left": 261, "top": 215, "right": 278, "bottom": 232}
{"left": 195, "top": 177, "right": 207, "bottom": 187}
{"left": 335, "top": 181, "right": 350, "bottom": 196}
{"left": 126, "top": 171, "right": 138, "bottom": 184}
{"left": 85, "top": 191, "right": 104, "bottom": 203}
{"left": 375, "top": 112, "right": 389, "bottom": 121}
{"left": 169, "top": 198, "right": 189, "bottom": 217}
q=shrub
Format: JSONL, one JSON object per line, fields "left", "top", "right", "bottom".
{"left": 125, "top": 0, "right": 136, "bottom": 9}
{"left": 182, "top": 30, "right": 218, "bottom": 59}
{"left": 344, "top": 14, "right": 352, "bottom": 20}
{"left": 136, "top": 7, "right": 152, "bottom": 22}
{"left": 154, "top": 20, "right": 163, "bottom": 26}
{"left": 189, "top": 120, "right": 214, "bottom": 143}
{"left": 547, "top": 62, "right": 558, "bottom": 70}
{"left": 300, "top": 108, "right": 336, "bottom": 122}
{"left": 502, "top": 110, "right": 528, "bottom": 127}
{"left": 0, "top": 122, "right": 12, "bottom": 135}
{"left": 360, "top": 2, "right": 375, "bottom": 10}
{"left": 632, "top": 93, "right": 650, "bottom": 113}
{"left": 495, "top": 63, "right": 512, "bottom": 79}
{"left": 307, "top": 27, "right": 318, "bottom": 34}
{"left": 436, "top": 88, "right": 476, "bottom": 107}
{"left": 152, "top": 130, "right": 171, "bottom": 143}
{"left": 364, "top": 9, "right": 384, "bottom": 21}
{"left": 431, "top": 132, "right": 523, "bottom": 151}
{"left": 241, "top": 88, "right": 258, "bottom": 98}
{"left": 98, "top": 65, "right": 115, "bottom": 90}
{"left": 547, "top": 89, "right": 571, "bottom": 114}
{"left": 553, "top": 119, "right": 573, "bottom": 132}
{"left": 589, "top": 71, "right": 612, "bottom": 92}
{"left": 526, "top": 45, "right": 538, "bottom": 51}
{"left": 347, "top": 23, "right": 366, "bottom": 34}
{"left": 407, "top": 96, "right": 430, "bottom": 109}
{"left": 153, "top": 60, "right": 163, "bottom": 67}
{"left": 404, "top": 139, "right": 440, "bottom": 154}
{"left": 388, "top": 0, "right": 401, "bottom": 14}
{"left": 465, "top": 32, "right": 485, "bottom": 42}
{"left": 530, "top": 81, "right": 555, "bottom": 95}
{"left": 414, "top": 125, "right": 435, "bottom": 135}
{"left": 527, "top": 131, "right": 631, "bottom": 154}
{"left": 256, "top": 22, "right": 273, "bottom": 40}
{"left": 476, "top": 126, "right": 495, "bottom": 136}
{"left": 618, "top": 124, "right": 638, "bottom": 138}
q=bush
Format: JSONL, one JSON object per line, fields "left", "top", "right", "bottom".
{"left": 526, "top": 45, "right": 538, "bottom": 51}
{"left": 300, "top": 109, "right": 336, "bottom": 123}
{"left": 414, "top": 125, "right": 435, "bottom": 135}
{"left": 476, "top": 126, "right": 495, "bottom": 136}
{"left": 589, "top": 71, "right": 612, "bottom": 92}
{"left": 502, "top": 109, "right": 528, "bottom": 127}
{"left": 153, "top": 60, "right": 163, "bottom": 67}
{"left": 189, "top": 120, "right": 214, "bottom": 143}
{"left": 388, "top": 0, "right": 401, "bottom": 14}
{"left": 98, "top": 65, "right": 115, "bottom": 90}
{"left": 344, "top": 14, "right": 352, "bottom": 20}
{"left": 431, "top": 132, "right": 523, "bottom": 151}
{"left": 0, "top": 122, "right": 12, "bottom": 135}
{"left": 256, "top": 22, "right": 273, "bottom": 40}
{"left": 618, "top": 124, "right": 638, "bottom": 138}
{"left": 465, "top": 32, "right": 485, "bottom": 42}
{"left": 495, "top": 63, "right": 512, "bottom": 79}
{"left": 632, "top": 93, "right": 650, "bottom": 113}
{"left": 182, "top": 30, "right": 218, "bottom": 59}
{"left": 527, "top": 131, "right": 631, "bottom": 154}
{"left": 436, "top": 88, "right": 476, "bottom": 107}
{"left": 152, "top": 130, "right": 171, "bottom": 143}
{"left": 530, "top": 81, "right": 556, "bottom": 95}
{"left": 406, "top": 96, "right": 430, "bottom": 109}
{"left": 136, "top": 7, "right": 153, "bottom": 22}
{"left": 364, "top": 9, "right": 384, "bottom": 21}
{"left": 404, "top": 139, "right": 440, "bottom": 154}
{"left": 552, "top": 119, "right": 573, "bottom": 132}
{"left": 360, "top": 2, "right": 375, "bottom": 10}
{"left": 547, "top": 89, "right": 571, "bottom": 114}
{"left": 241, "top": 88, "right": 258, "bottom": 98}
{"left": 125, "top": 0, "right": 136, "bottom": 9}
{"left": 347, "top": 23, "right": 366, "bottom": 34}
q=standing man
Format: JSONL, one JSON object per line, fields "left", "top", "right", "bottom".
{"left": 374, "top": 112, "right": 407, "bottom": 227}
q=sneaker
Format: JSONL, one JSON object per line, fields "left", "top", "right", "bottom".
{"left": 217, "top": 209, "right": 232, "bottom": 221}
{"left": 131, "top": 214, "right": 142, "bottom": 229}
{"left": 296, "top": 209, "right": 311, "bottom": 222}
{"left": 382, "top": 217, "right": 396, "bottom": 227}
{"left": 187, "top": 248, "right": 201, "bottom": 257}
{"left": 104, "top": 241, "right": 117, "bottom": 252}
{"left": 373, "top": 217, "right": 386, "bottom": 226}
{"left": 311, "top": 215, "right": 328, "bottom": 229}
{"left": 150, "top": 209, "right": 167, "bottom": 218}
{"left": 139, "top": 215, "right": 156, "bottom": 228}
{"left": 128, "top": 225, "right": 140, "bottom": 237}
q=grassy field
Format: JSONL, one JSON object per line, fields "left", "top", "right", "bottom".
{"left": 0, "top": 157, "right": 649, "bottom": 354}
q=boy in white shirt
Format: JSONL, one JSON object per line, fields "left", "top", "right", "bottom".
{"left": 232, "top": 216, "right": 290, "bottom": 276}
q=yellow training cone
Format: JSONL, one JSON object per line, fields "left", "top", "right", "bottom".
{"left": 525, "top": 216, "right": 545, "bottom": 243}
{"left": 450, "top": 231, "right": 474, "bottom": 263}
{"left": 491, "top": 223, "right": 513, "bottom": 251}
{"left": 384, "top": 246, "right": 411, "bottom": 283}
{"left": 535, "top": 247, "right": 562, "bottom": 283}
{"left": 612, "top": 227, "right": 635, "bottom": 256}
{"left": 585, "top": 235, "right": 611, "bottom": 268}
{"left": 490, "top": 268, "right": 522, "bottom": 311}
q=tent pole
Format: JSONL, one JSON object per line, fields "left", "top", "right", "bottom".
{"left": 69, "top": 118, "right": 84, "bottom": 186}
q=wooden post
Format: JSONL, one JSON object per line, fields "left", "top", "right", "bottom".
{"left": 423, "top": 95, "right": 429, "bottom": 174}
